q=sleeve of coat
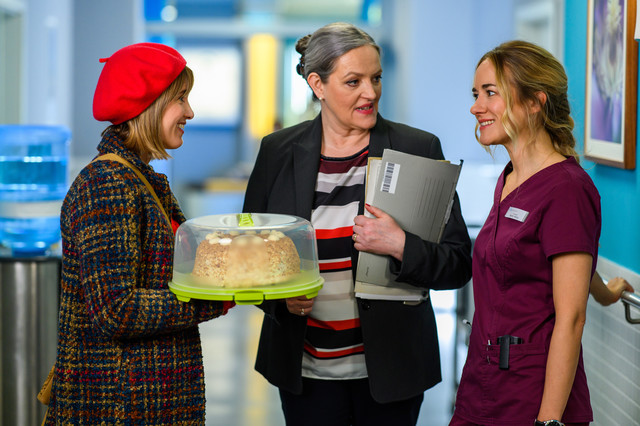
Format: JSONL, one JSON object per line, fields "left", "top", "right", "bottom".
{"left": 72, "top": 166, "right": 230, "bottom": 340}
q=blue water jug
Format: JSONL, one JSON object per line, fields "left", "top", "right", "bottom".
{"left": 0, "top": 125, "right": 70, "bottom": 256}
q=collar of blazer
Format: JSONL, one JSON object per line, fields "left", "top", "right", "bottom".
{"left": 368, "top": 114, "right": 393, "bottom": 157}
{"left": 292, "top": 113, "right": 392, "bottom": 157}
{"left": 291, "top": 113, "right": 393, "bottom": 219}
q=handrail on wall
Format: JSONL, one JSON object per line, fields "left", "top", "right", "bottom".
{"left": 621, "top": 291, "right": 640, "bottom": 325}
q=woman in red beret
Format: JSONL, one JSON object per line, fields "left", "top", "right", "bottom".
{"left": 45, "top": 43, "right": 233, "bottom": 425}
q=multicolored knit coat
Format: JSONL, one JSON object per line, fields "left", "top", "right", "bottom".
{"left": 47, "top": 133, "right": 231, "bottom": 425}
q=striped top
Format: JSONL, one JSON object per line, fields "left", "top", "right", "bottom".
{"left": 301, "top": 147, "right": 368, "bottom": 380}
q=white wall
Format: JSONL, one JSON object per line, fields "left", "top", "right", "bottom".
{"left": 584, "top": 259, "right": 640, "bottom": 425}
{"left": 380, "top": 0, "right": 515, "bottom": 164}
{"left": 71, "top": 0, "right": 144, "bottom": 160}
{"left": 25, "top": 0, "right": 72, "bottom": 127}
{"left": 0, "top": 0, "right": 25, "bottom": 123}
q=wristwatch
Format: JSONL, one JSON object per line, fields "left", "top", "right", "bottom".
{"left": 534, "top": 420, "right": 564, "bottom": 426}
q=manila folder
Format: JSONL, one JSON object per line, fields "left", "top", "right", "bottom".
{"left": 354, "top": 149, "right": 462, "bottom": 300}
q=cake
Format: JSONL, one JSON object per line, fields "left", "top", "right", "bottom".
{"left": 191, "top": 230, "right": 301, "bottom": 287}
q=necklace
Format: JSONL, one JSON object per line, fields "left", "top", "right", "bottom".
{"left": 502, "top": 150, "right": 559, "bottom": 201}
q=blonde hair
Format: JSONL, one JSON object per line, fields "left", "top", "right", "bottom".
{"left": 103, "top": 66, "right": 194, "bottom": 160}
{"left": 476, "top": 40, "right": 578, "bottom": 162}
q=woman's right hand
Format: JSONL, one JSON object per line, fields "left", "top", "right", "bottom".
{"left": 353, "top": 204, "right": 406, "bottom": 261}
{"left": 286, "top": 295, "right": 314, "bottom": 317}
{"left": 605, "top": 277, "right": 634, "bottom": 302}
{"left": 590, "top": 272, "right": 634, "bottom": 306}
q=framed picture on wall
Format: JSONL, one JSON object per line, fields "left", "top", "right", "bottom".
{"left": 585, "top": 0, "right": 637, "bottom": 169}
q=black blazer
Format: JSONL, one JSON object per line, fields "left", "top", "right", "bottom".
{"left": 243, "top": 114, "right": 472, "bottom": 403}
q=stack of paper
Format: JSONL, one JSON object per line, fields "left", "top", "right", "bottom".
{"left": 354, "top": 149, "right": 463, "bottom": 302}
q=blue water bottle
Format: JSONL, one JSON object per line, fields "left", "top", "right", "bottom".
{"left": 0, "top": 125, "right": 70, "bottom": 257}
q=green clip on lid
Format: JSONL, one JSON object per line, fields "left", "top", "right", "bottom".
{"left": 237, "top": 213, "right": 254, "bottom": 227}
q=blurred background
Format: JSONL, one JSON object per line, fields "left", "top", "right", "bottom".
{"left": 1, "top": 0, "right": 640, "bottom": 425}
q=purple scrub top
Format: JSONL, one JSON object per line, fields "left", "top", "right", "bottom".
{"left": 453, "top": 157, "right": 600, "bottom": 425}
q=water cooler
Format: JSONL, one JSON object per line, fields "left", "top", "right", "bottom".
{"left": 0, "top": 125, "right": 70, "bottom": 425}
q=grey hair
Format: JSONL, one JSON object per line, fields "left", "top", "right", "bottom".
{"left": 295, "top": 22, "right": 380, "bottom": 97}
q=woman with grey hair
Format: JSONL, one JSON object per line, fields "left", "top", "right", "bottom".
{"left": 243, "top": 22, "right": 472, "bottom": 425}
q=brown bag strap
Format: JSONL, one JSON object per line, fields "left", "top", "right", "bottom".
{"left": 92, "top": 153, "right": 172, "bottom": 232}
{"left": 37, "top": 367, "right": 52, "bottom": 426}
{"left": 41, "top": 407, "right": 49, "bottom": 426}
{"left": 37, "top": 365, "right": 55, "bottom": 405}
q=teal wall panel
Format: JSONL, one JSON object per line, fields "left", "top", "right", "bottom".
{"left": 565, "top": 0, "right": 640, "bottom": 273}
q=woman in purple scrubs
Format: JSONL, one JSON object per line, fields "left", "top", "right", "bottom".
{"left": 450, "top": 41, "right": 600, "bottom": 426}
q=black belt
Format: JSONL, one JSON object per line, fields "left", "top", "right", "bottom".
{"left": 496, "top": 335, "right": 523, "bottom": 370}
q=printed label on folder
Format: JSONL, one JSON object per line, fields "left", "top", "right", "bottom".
{"left": 381, "top": 161, "right": 400, "bottom": 194}
{"left": 505, "top": 206, "right": 529, "bottom": 222}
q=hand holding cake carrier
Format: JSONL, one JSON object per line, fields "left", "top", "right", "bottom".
{"left": 169, "top": 213, "right": 323, "bottom": 304}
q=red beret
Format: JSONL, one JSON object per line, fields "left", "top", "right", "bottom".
{"left": 92, "top": 42, "right": 186, "bottom": 125}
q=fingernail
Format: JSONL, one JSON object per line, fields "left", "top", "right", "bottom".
{"left": 365, "top": 203, "right": 371, "bottom": 207}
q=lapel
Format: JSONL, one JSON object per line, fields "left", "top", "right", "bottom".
{"left": 292, "top": 115, "right": 323, "bottom": 219}
{"left": 290, "top": 114, "right": 393, "bottom": 219}
{"left": 368, "top": 115, "right": 393, "bottom": 158}
{"left": 363, "top": 115, "right": 393, "bottom": 216}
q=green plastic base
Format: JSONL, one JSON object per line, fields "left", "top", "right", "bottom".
{"left": 169, "top": 271, "right": 324, "bottom": 305}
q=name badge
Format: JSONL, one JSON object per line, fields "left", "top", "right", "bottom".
{"left": 505, "top": 206, "right": 529, "bottom": 222}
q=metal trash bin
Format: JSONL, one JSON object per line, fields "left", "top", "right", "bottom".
{"left": 1, "top": 256, "right": 60, "bottom": 426}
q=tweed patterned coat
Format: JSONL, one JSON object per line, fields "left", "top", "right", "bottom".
{"left": 47, "top": 133, "right": 231, "bottom": 425}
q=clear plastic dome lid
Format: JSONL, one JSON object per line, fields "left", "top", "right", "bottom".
{"left": 170, "top": 213, "right": 322, "bottom": 302}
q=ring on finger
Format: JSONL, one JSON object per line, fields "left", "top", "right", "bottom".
{"left": 352, "top": 233, "right": 357, "bottom": 242}
{"left": 300, "top": 308, "right": 305, "bottom": 315}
